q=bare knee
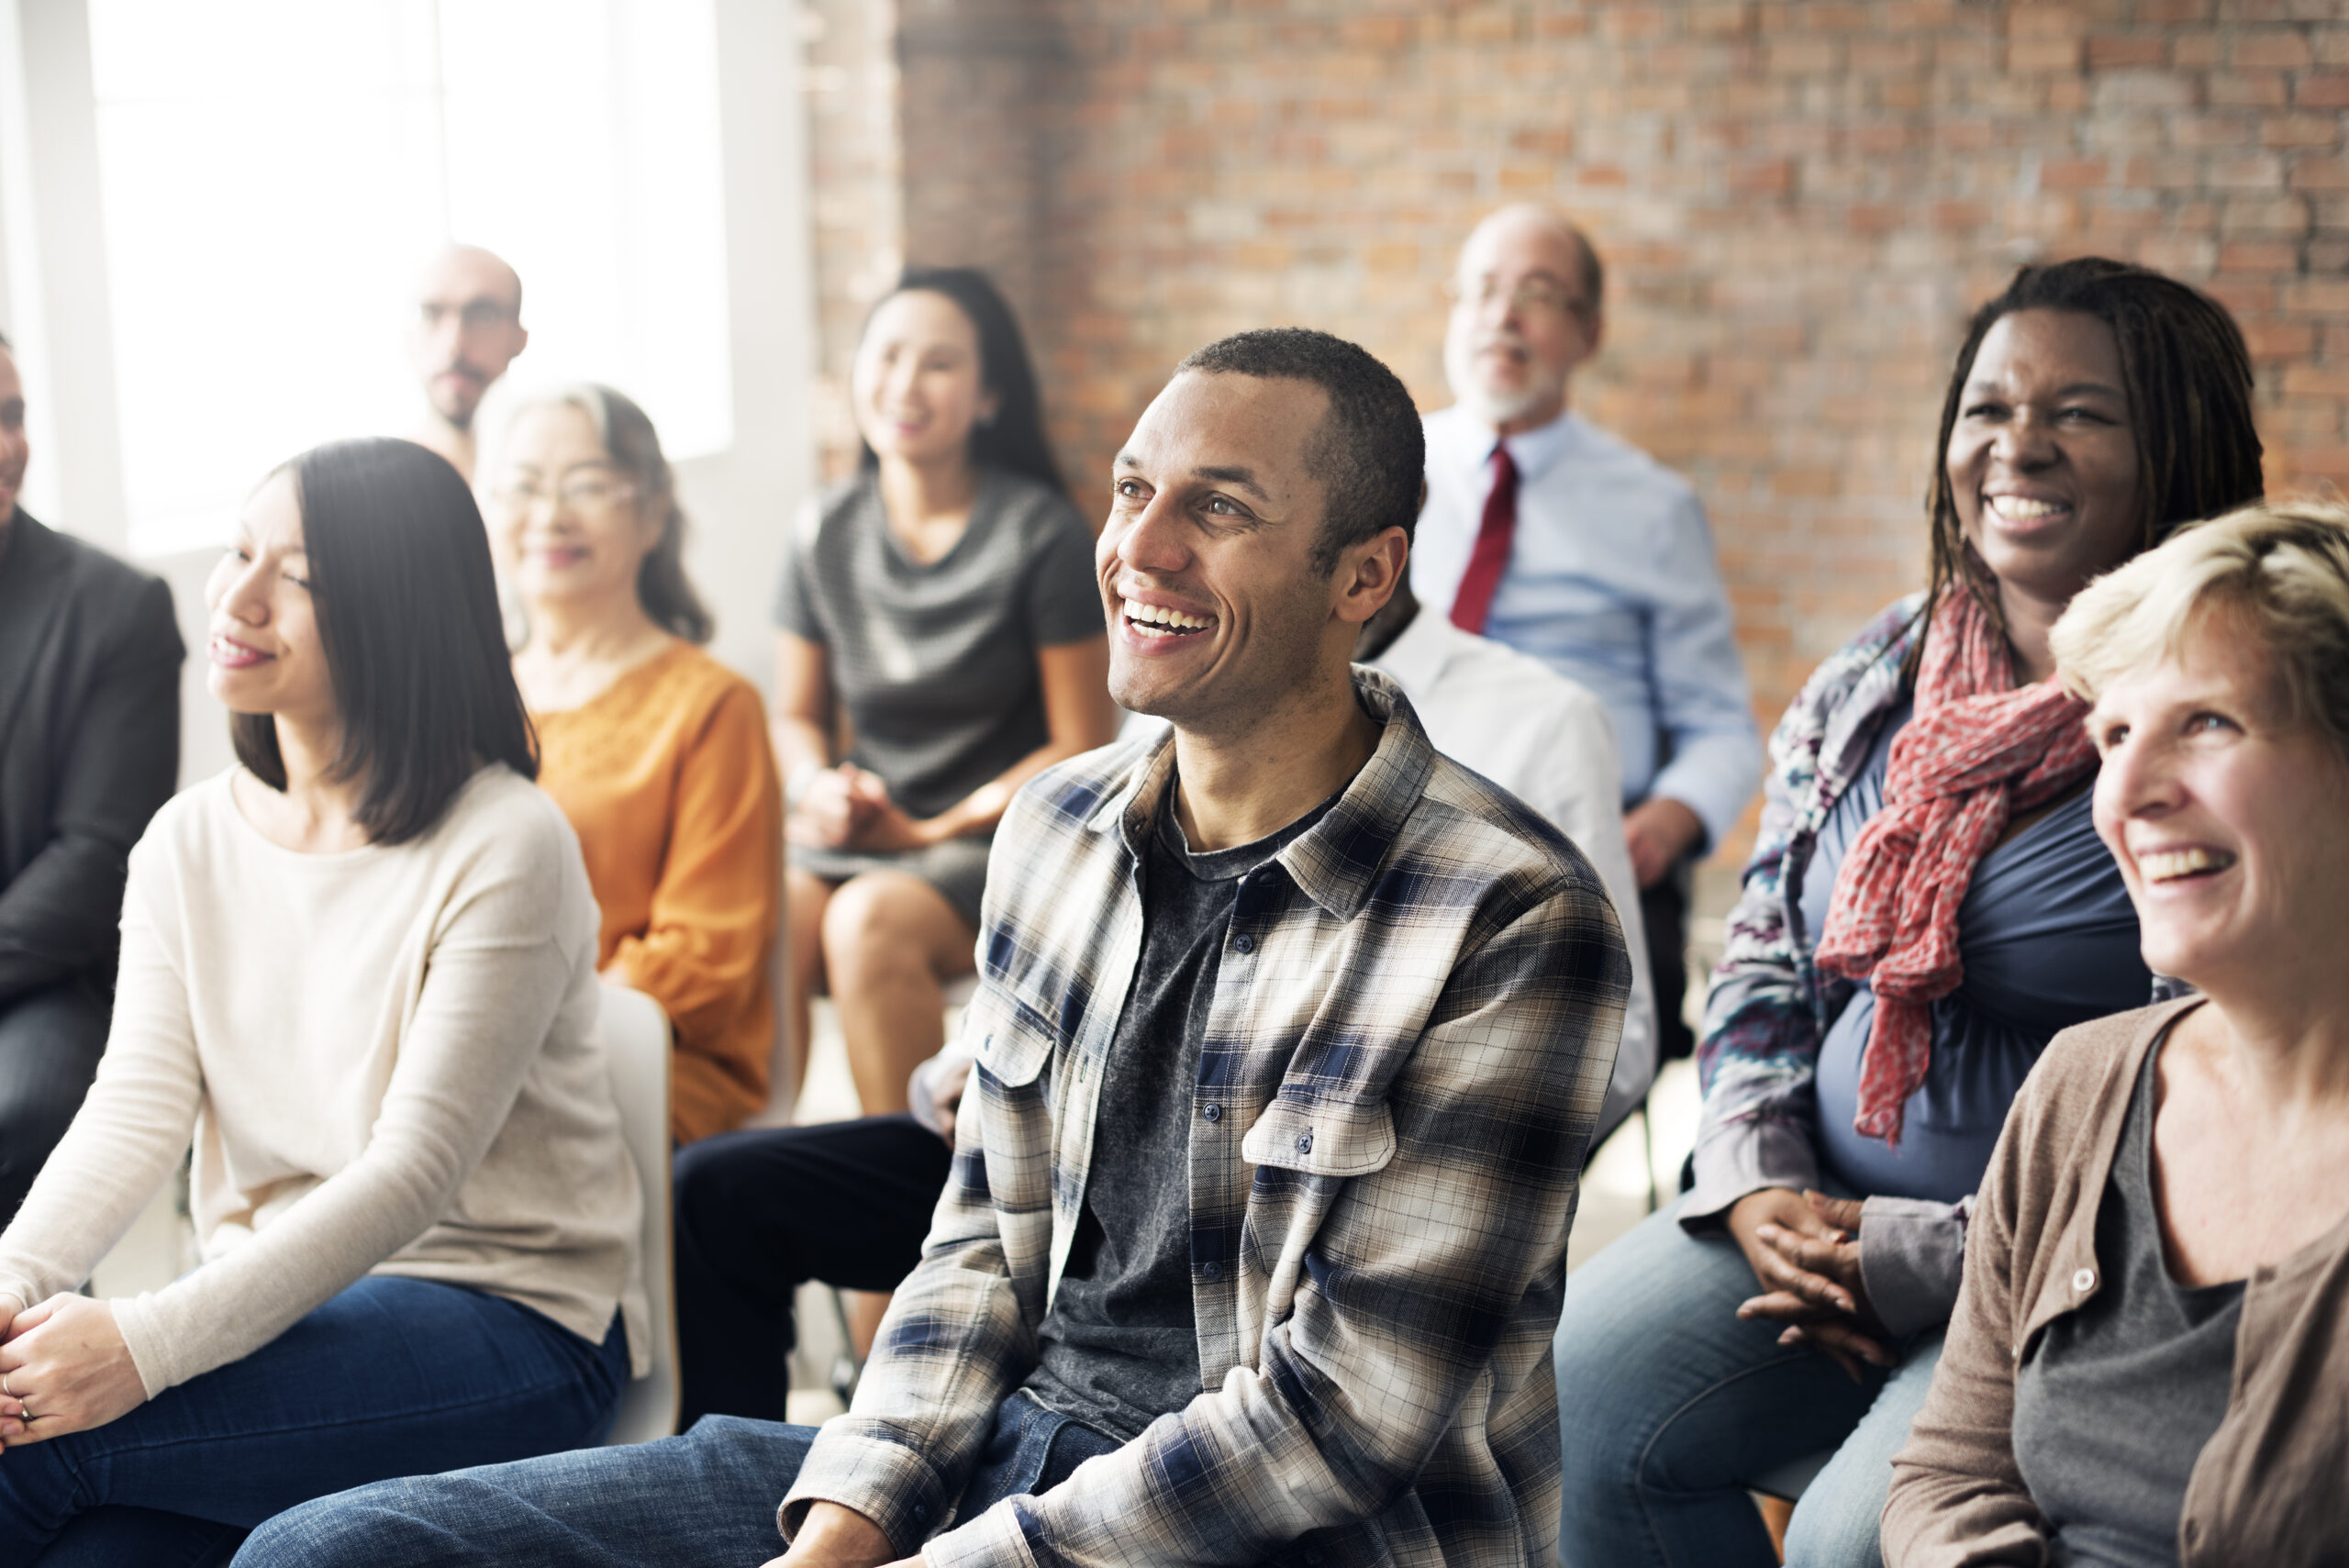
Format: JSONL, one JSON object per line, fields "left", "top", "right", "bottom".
{"left": 819, "top": 876, "right": 931, "bottom": 991}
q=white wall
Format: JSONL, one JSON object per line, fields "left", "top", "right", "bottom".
{"left": 1, "top": 0, "right": 816, "bottom": 788}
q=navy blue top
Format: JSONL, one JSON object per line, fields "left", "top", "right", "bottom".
{"left": 1800, "top": 698, "right": 2149, "bottom": 1203}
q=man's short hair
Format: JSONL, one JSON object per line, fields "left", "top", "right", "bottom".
{"left": 1177, "top": 328, "right": 1424, "bottom": 575}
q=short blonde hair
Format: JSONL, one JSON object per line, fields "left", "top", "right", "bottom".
{"left": 2052, "top": 498, "right": 2349, "bottom": 760}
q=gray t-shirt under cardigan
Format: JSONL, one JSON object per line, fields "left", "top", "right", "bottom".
{"left": 774, "top": 467, "right": 1102, "bottom": 924}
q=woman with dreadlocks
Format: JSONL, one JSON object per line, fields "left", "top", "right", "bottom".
{"left": 1552, "top": 258, "right": 2266, "bottom": 1568}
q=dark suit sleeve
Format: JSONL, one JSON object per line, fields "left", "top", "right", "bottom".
{"left": 0, "top": 575, "right": 184, "bottom": 1002}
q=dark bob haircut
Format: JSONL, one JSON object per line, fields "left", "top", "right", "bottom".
{"left": 231, "top": 438, "right": 537, "bottom": 844}
{"left": 859, "top": 266, "right": 1065, "bottom": 497}
{"left": 1177, "top": 327, "right": 1425, "bottom": 575}
{"left": 1920, "top": 256, "right": 2264, "bottom": 656}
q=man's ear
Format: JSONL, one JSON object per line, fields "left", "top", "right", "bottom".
{"left": 1333, "top": 526, "right": 1410, "bottom": 627}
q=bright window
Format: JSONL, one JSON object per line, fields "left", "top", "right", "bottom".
{"left": 87, "top": 0, "right": 731, "bottom": 555}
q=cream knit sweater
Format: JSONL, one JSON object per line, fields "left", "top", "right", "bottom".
{"left": 0, "top": 766, "right": 648, "bottom": 1396}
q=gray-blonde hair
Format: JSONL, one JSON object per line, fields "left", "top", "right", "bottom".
{"left": 506, "top": 383, "right": 713, "bottom": 644}
{"left": 2052, "top": 498, "right": 2349, "bottom": 762}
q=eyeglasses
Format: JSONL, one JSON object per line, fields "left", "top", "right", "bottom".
{"left": 492, "top": 473, "right": 636, "bottom": 513}
{"left": 418, "top": 300, "right": 519, "bottom": 333}
{"left": 1442, "top": 275, "right": 1590, "bottom": 321}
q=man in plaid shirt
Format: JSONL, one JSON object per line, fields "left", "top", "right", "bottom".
{"left": 241, "top": 328, "right": 1631, "bottom": 1568}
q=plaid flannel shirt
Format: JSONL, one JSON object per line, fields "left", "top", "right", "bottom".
{"left": 782, "top": 670, "right": 1630, "bottom": 1568}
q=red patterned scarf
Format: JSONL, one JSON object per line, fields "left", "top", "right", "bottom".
{"left": 1814, "top": 588, "right": 2097, "bottom": 1144}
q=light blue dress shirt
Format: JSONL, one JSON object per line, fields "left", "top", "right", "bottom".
{"left": 1412, "top": 405, "right": 1761, "bottom": 849}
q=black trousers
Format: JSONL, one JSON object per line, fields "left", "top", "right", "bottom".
{"left": 672, "top": 1114, "right": 953, "bottom": 1429}
{"left": 0, "top": 978, "right": 110, "bottom": 1225}
{"left": 1639, "top": 859, "right": 1697, "bottom": 1064}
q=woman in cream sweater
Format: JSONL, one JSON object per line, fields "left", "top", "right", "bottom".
{"left": 0, "top": 439, "right": 645, "bottom": 1563}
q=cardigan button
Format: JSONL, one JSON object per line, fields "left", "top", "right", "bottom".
{"left": 2072, "top": 1267, "right": 2096, "bottom": 1293}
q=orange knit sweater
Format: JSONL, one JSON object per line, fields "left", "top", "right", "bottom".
{"left": 530, "top": 641, "right": 783, "bottom": 1144}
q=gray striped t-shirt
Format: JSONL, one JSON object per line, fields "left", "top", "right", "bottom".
{"left": 774, "top": 467, "right": 1102, "bottom": 820}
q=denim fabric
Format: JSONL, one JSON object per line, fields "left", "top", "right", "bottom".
{"left": 234, "top": 1394, "right": 1119, "bottom": 1568}
{"left": 0, "top": 1275, "right": 625, "bottom": 1568}
{"left": 1553, "top": 1196, "right": 1939, "bottom": 1568}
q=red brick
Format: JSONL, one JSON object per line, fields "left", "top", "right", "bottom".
{"left": 2299, "top": 73, "right": 2349, "bottom": 108}
{"left": 2008, "top": 37, "right": 2081, "bottom": 72}
{"left": 2041, "top": 156, "right": 2111, "bottom": 189}
{"left": 2087, "top": 34, "right": 2167, "bottom": 69}
{"left": 2265, "top": 114, "right": 2343, "bottom": 148}
{"left": 2232, "top": 31, "right": 2315, "bottom": 70}
{"left": 2290, "top": 158, "right": 2349, "bottom": 191}
{"left": 2219, "top": 239, "right": 2301, "bottom": 272}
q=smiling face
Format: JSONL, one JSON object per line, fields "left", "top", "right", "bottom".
{"left": 490, "top": 401, "right": 658, "bottom": 616}
{"left": 852, "top": 289, "right": 998, "bottom": 471}
{"left": 1948, "top": 308, "right": 2144, "bottom": 622}
{"left": 1442, "top": 207, "right": 1600, "bottom": 434}
{"left": 206, "top": 469, "right": 335, "bottom": 728}
{"left": 1101, "top": 370, "right": 1396, "bottom": 735}
{"left": 0, "top": 347, "right": 27, "bottom": 520}
{"left": 2088, "top": 606, "right": 2349, "bottom": 994}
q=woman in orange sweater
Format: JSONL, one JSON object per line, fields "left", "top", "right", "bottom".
{"left": 492, "top": 384, "right": 782, "bottom": 1144}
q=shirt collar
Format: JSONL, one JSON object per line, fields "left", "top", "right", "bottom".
{"left": 1085, "top": 668, "right": 1437, "bottom": 922}
{"left": 1470, "top": 406, "right": 1579, "bottom": 484}
{"left": 1365, "top": 603, "right": 1460, "bottom": 699}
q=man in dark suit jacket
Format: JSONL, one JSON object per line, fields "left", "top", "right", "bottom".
{"left": 0, "top": 332, "right": 183, "bottom": 1221}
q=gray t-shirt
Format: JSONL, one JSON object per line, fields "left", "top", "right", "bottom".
{"left": 773, "top": 468, "right": 1101, "bottom": 820}
{"left": 2013, "top": 1029, "right": 2244, "bottom": 1567}
{"left": 1020, "top": 786, "right": 1336, "bottom": 1441}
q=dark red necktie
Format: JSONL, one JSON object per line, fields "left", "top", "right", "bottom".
{"left": 1449, "top": 445, "right": 1519, "bottom": 635}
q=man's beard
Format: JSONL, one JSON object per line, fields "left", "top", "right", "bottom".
{"left": 1444, "top": 329, "right": 1562, "bottom": 428}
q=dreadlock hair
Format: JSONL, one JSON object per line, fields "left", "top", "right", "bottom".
{"left": 1911, "top": 256, "right": 2264, "bottom": 680}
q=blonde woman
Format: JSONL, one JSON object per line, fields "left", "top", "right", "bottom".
{"left": 1886, "top": 500, "right": 2349, "bottom": 1564}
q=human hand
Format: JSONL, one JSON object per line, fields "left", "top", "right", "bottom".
{"left": 760, "top": 1501, "right": 907, "bottom": 1568}
{"left": 1726, "top": 1189, "right": 1891, "bottom": 1382}
{"left": 790, "top": 766, "right": 877, "bottom": 850}
{"left": 838, "top": 771, "right": 941, "bottom": 854}
{"left": 1626, "top": 797, "right": 1704, "bottom": 889}
{"left": 0, "top": 1296, "right": 146, "bottom": 1445}
{"left": 931, "top": 1056, "right": 974, "bottom": 1145}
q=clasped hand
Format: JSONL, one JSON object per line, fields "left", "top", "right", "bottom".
{"left": 789, "top": 765, "right": 939, "bottom": 854}
{"left": 0, "top": 1295, "right": 147, "bottom": 1448}
{"left": 1726, "top": 1188, "right": 1893, "bottom": 1383}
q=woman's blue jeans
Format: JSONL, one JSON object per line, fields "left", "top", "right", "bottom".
{"left": 0, "top": 1274, "right": 628, "bottom": 1567}
{"left": 1553, "top": 1195, "right": 1944, "bottom": 1568}
{"left": 235, "top": 1390, "right": 1120, "bottom": 1567}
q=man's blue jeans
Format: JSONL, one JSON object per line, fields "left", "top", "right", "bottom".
{"left": 1552, "top": 1195, "right": 1943, "bottom": 1568}
{"left": 0, "top": 1275, "right": 627, "bottom": 1568}
{"left": 235, "top": 1390, "right": 1121, "bottom": 1568}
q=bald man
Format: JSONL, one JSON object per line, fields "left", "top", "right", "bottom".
{"left": 406, "top": 244, "right": 529, "bottom": 481}
{"left": 1411, "top": 204, "right": 1758, "bottom": 1073}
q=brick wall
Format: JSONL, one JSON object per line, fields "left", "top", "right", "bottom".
{"left": 809, "top": 0, "right": 2349, "bottom": 866}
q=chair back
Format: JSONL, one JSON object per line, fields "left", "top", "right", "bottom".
{"left": 598, "top": 982, "right": 682, "bottom": 1444}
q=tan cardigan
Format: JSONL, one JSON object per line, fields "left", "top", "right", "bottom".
{"left": 1883, "top": 997, "right": 2349, "bottom": 1566}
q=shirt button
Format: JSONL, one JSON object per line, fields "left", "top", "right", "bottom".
{"left": 1305, "top": 1552, "right": 1325, "bottom": 1566}
{"left": 913, "top": 1503, "right": 930, "bottom": 1522}
{"left": 1233, "top": 933, "right": 1254, "bottom": 954}
{"left": 1202, "top": 1102, "right": 1222, "bottom": 1123}
{"left": 1201, "top": 1260, "right": 1222, "bottom": 1279}
{"left": 1296, "top": 1131, "right": 1314, "bottom": 1153}
{"left": 2073, "top": 1267, "right": 2096, "bottom": 1293}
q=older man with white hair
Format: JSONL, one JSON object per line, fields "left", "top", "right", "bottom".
{"left": 1415, "top": 204, "right": 1759, "bottom": 1072}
